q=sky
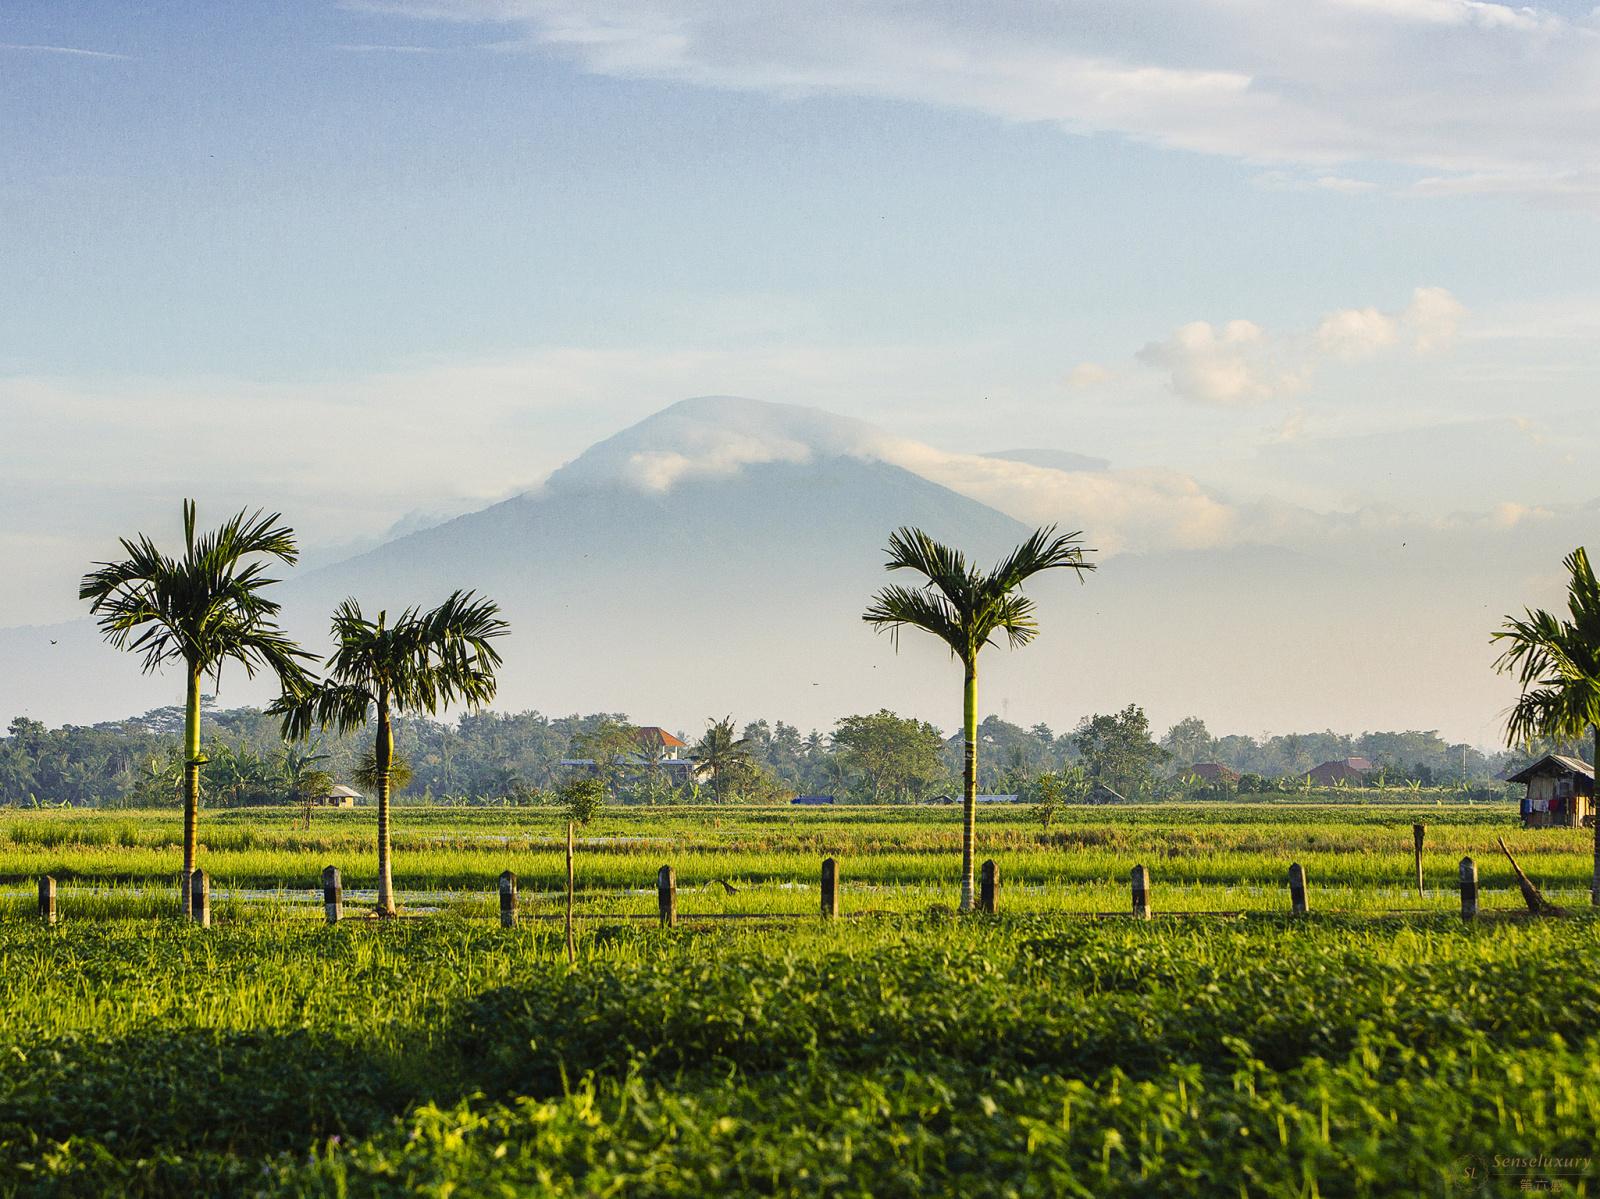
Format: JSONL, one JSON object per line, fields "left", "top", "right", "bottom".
{"left": 2, "top": 0, "right": 1599, "bottom": 742}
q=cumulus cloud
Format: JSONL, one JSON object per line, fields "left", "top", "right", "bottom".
{"left": 1065, "top": 362, "right": 1113, "bottom": 389}
{"left": 1137, "top": 287, "right": 1465, "bottom": 405}
{"left": 1137, "top": 319, "right": 1306, "bottom": 406}
{"left": 1402, "top": 285, "right": 1467, "bottom": 351}
{"left": 354, "top": 0, "right": 1600, "bottom": 204}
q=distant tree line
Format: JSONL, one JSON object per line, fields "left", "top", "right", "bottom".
{"left": 2, "top": 702, "right": 1577, "bottom": 809}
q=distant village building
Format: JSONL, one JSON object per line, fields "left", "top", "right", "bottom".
{"left": 318, "top": 784, "right": 362, "bottom": 808}
{"left": 560, "top": 725, "right": 709, "bottom": 786}
{"left": 974, "top": 793, "right": 1022, "bottom": 804}
{"left": 791, "top": 795, "right": 835, "bottom": 806}
{"left": 1181, "top": 762, "right": 1240, "bottom": 786}
{"left": 1304, "top": 757, "right": 1374, "bottom": 786}
{"left": 1510, "top": 754, "right": 1595, "bottom": 829}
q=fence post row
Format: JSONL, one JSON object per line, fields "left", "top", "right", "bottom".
{"left": 821, "top": 857, "right": 839, "bottom": 919}
{"left": 1287, "top": 862, "right": 1308, "bottom": 915}
{"left": 38, "top": 876, "right": 55, "bottom": 926}
{"left": 979, "top": 859, "right": 999, "bottom": 915}
{"left": 322, "top": 865, "right": 342, "bottom": 925}
{"left": 190, "top": 869, "right": 210, "bottom": 929}
{"left": 657, "top": 864, "right": 676, "bottom": 928}
{"left": 1459, "top": 856, "right": 1478, "bottom": 921}
{"left": 499, "top": 869, "right": 519, "bottom": 929}
{"left": 1131, "top": 864, "right": 1151, "bottom": 920}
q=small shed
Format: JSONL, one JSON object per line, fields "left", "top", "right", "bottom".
{"left": 319, "top": 784, "right": 362, "bottom": 808}
{"left": 974, "top": 793, "right": 1021, "bottom": 804}
{"left": 791, "top": 794, "right": 835, "bottom": 805}
{"left": 1509, "top": 754, "right": 1595, "bottom": 828}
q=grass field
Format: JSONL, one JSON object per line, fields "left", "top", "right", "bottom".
{"left": 2, "top": 802, "right": 1598, "bottom": 1196}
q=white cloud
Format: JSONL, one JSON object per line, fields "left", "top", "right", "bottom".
{"left": 1065, "top": 362, "right": 1113, "bottom": 389}
{"left": 1316, "top": 307, "right": 1398, "bottom": 358}
{"left": 353, "top": 0, "right": 1600, "bottom": 203}
{"left": 0, "top": 42, "right": 129, "bottom": 60}
{"left": 1137, "top": 319, "right": 1305, "bottom": 406}
{"left": 1403, "top": 285, "right": 1467, "bottom": 351}
{"left": 1136, "top": 287, "right": 1465, "bottom": 404}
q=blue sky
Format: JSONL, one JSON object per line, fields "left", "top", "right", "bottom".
{"left": 4, "top": 1, "right": 1600, "bottom": 739}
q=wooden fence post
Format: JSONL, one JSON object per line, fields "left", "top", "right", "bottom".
{"left": 979, "top": 859, "right": 999, "bottom": 914}
{"left": 1131, "top": 864, "right": 1151, "bottom": 920}
{"left": 1459, "top": 856, "right": 1478, "bottom": 921}
{"left": 190, "top": 869, "right": 210, "bottom": 929}
{"left": 1412, "top": 823, "right": 1426, "bottom": 899}
{"left": 821, "top": 857, "right": 839, "bottom": 919}
{"left": 565, "top": 821, "right": 576, "bottom": 964}
{"left": 1287, "top": 862, "right": 1308, "bottom": 915}
{"left": 499, "top": 869, "right": 518, "bottom": 928}
{"left": 321, "top": 865, "right": 342, "bottom": 925}
{"left": 657, "top": 864, "right": 676, "bottom": 928}
{"left": 38, "top": 876, "right": 55, "bottom": 926}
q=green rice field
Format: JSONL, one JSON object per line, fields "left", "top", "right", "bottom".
{"left": 2, "top": 802, "right": 1598, "bottom": 1196}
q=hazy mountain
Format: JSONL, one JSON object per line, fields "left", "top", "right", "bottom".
{"left": 0, "top": 396, "right": 1543, "bottom": 741}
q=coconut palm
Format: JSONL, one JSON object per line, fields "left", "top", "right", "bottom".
{"left": 272, "top": 591, "right": 507, "bottom": 914}
{"left": 692, "top": 717, "right": 753, "bottom": 801}
{"left": 1493, "top": 545, "right": 1600, "bottom": 902}
{"left": 864, "top": 525, "right": 1095, "bottom": 911}
{"left": 80, "top": 500, "right": 311, "bottom": 908}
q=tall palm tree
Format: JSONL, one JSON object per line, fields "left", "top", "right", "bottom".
{"left": 1493, "top": 545, "right": 1600, "bottom": 902}
{"left": 272, "top": 592, "right": 507, "bottom": 915}
{"left": 80, "top": 500, "right": 311, "bottom": 908}
{"left": 693, "top": 717, "right": 753, "bottom": 801}
{"left": 864, "top": 525, "right": 1095, "bottom": 911}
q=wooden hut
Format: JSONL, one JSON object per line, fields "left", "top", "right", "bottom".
{"left": 1509, "top": 754, "right": 1595, "bottom": 828}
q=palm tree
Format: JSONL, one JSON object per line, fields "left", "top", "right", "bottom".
{"left": 864, "top": 525, "right": 1095, "bottom": 911}
{"left": 80, "top": 500, "right": 311, "bottom": 908}
{"left": 693, "top": 717, "right": 753, "bottom": 801}
{"left": 1493, "top": 546, "right": 1600, "bottom": 902}
{"left": 272, "top": 592, "right": 507, "bottom": 915}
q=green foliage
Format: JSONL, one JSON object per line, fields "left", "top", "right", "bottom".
{"left": 1075, "top": 704, "right": 1168, "bottom": 798}
{"left": 559, "top": 775, "right": 607, "bottom": 826}
{"left": 3, "top": 913, "right": 1600, "bottom": 1195}
{"left": 831, "top": 709, "right": 946, "bottom": 802}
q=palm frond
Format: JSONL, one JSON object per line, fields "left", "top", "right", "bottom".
{"left": 864, "top": 583, "right": 966, "bottom": 658}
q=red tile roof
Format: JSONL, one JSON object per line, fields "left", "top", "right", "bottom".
{"left": 636, "top": 726, "right": 687, "bottom": 748}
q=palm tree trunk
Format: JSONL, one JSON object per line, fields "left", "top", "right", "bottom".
{"left": 181, "top": 660, "right": 202, "bottom": 914}
{"left": 960, "top": 658, "right": 978, "bottom": 912}
{"left": 376, "top": 699, "right": 395, "bottom": 916}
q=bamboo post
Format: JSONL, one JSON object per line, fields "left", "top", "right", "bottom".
{"left": 499, "top": 869, "right": 518, "bottom": 929}
{"left": 979, "top": 859, "right": 999, "bottom": 914}
{"left": 1131, "top": 864, "right": 1151, "bottom": 920}
{"left": 1287, "top": 862, "right": 1308, "bottom": 915}
{"left": 37, "top": 876, "right": 55, "bottom": 925}
{"left": 190, "top": 869, "right": 210, "bottom": 928}
{"left": 321, "top": 865, "right": 342, "bottom": 925}
{"left": 821, "top": 856, "right": 839, "bottom": 919}
{"left": 657, "top": 864, "right": 676, "bottom": 928}
{"left": 1459, "top": 856, "right": 1478, "bottom": 920}
{"left": 1412, "top": 823, "right": 1426, "bottom": 899}
{"left": 565, "top": 821, "right": 575, "bottom": 964}
{"left": 1592, "top": 811, "right": 1599, "bottom": 907}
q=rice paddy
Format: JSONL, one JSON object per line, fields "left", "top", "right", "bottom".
{"left": 3, "top": 801, "right": 1598, "bottom": 1196}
